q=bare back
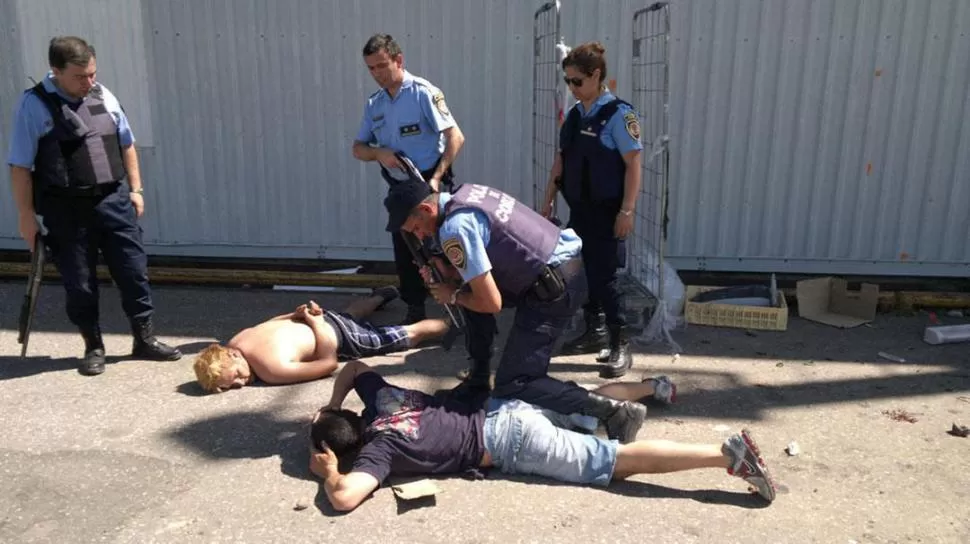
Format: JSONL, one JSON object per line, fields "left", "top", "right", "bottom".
{"left": 227, "top": 314, "right": 339, "bottom": 378}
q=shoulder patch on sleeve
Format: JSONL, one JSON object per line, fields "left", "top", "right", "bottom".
{"left": 623, "top": 111, "right": 641, "bottom": 141}
{"left": 441, "top": 237, "right": 466, "bottom": 269}
{"left": 432, "top": 90, "right": 451, "bottom": 118}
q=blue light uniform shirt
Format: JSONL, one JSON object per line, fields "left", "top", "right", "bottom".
{"left": 356, "top": 70, "right": 455, "bottom": 176}
{"left": 437, "top": 193, "right": 583, "bottom": 283}
{"left": 567, "top": 91, "right": 643, "bottom": 155}
{"left": 7, "top": 72, "right": 134, "bottom": 169}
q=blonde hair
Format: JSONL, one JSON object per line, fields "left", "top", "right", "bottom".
{"left": 193, "top": 343, "right": 235, "bottom": 393}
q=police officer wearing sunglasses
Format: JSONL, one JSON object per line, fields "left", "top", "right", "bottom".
{"left": 540, "top": 41, "right": 644, "bottom": 378}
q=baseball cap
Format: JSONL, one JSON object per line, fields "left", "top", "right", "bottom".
{"left": 384, "top": 179, "right": 432, "bottom": 232}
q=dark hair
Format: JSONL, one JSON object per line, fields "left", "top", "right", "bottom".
{"left": 562, "top": 41, "right": 607, "bottom": 82}
{"left": 362, "top": 33, "right": 402, "bottom": 58}
{"left": 48, "top": 36, "right": 96, "bottom": 70}
{"left": 310, "top": 409, "right": 363, "bottom": 457}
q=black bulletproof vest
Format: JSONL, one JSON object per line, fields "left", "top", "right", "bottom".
{"left": 30, "top": 82, "right": 126, "bottom": 190}
{"left": 558, "top": 98, "right": 628, "bottom": 204}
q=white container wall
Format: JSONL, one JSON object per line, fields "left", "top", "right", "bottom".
{"left": 1, "top": 0, "right": 967, "bottom": 276}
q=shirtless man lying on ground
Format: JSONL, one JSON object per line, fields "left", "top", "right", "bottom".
{"left": 193, "top": 287, "right": 449, "bottom": 393}
{"left": 307, "top": 361, "right": 776, "bottom": 512}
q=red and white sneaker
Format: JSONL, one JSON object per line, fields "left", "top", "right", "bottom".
{"left": 722, "top": 429, "right": 777, "bottom": 503}
{"left": 642, "top": 375, "right": 677, "bottom": 405}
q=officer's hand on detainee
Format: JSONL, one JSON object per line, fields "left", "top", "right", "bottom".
{"left": 17, "top": 213, "right": 39, "bottom": 250}
{"left": 376, "top": 148, "right": 403, "bottom": 170}
{"left": 614, "top": 211, "right": 635, "bottom": 239}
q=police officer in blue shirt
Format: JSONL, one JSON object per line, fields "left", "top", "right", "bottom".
{"left": 541, "top": 42, "right": 643, "bottom": 378}
{"left": 353, "top": 33, "right": 466, "bottom": 326}
{"left": 7, "top": 36, "right": 181, "bottom": 376}
{"left": 383, "top": 179, "right": 647, "bottom": 444}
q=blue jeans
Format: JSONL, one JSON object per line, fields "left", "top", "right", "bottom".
{"left": 482, "top": 398, "right": 617, "bottom": 486}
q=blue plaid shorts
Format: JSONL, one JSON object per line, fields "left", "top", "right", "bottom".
{"left": 324, "top": 311, "right": 411, "bottom": 360}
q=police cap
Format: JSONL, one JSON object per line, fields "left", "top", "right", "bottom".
{"left": 384, "top": 179, "right": 432, "bottom": 232}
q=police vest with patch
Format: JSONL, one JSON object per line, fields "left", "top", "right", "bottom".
{"left": 558, "top": 98, "right": 629, "bottom": 204}
{"left": 29, "top": 82, "right": 127, "bottom": 190}
{"left": 444, "top": 184, "right": 561, "bottom": 298}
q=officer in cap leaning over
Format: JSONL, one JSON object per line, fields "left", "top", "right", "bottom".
{"left": 383, "top": 178, "right": 647, "bottom": 444}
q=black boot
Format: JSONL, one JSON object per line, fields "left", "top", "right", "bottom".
{"left": 439, "top": 360, "right": 491, "bottom": 407}
{"left": 131, "top": 316, "right": 182, "bottom": 361}
{"left": 581, "top": 392, "right": 647, "bottom": 444}
{"left": 560, "top": 310, "right": 608, "bottom": 355}
{"left": 598, "top": 325, "right": 633, "bottom": 378}
{"left": 79, "top": 326, "right": 106, "bottom": 376}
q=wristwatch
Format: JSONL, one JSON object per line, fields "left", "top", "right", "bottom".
{"left": 131, "top": 187, "right": 144, "bottom": 194}
{"left": 619, "top": 208, "right": 634, "bottom": 216}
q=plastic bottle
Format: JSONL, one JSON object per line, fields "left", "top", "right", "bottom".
{"left": 923, "top": 324, "right": 970, "bottom": 345}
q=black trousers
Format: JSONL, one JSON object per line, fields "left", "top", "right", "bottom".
{"left": 467, "top": 258, "right": 593, "bottom": 414}
{"left": 568, "top": 201, "right": 627, "bottom": 327}
{"left": 39, "top": 182, "right": 153, "bottom": 330}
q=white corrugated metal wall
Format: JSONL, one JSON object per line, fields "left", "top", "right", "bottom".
{"left": 661, "top": 0, "right": 970, "bottom": 277}
{"left": 1, "top": 0, "right": 967, "bottom": 276}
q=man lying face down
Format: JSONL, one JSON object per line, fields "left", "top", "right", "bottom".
{"left": 307, "top": 360, "right": 776, "bottom": 512}
{"left": 192, "top": 287, "right": 449, "bottom": 393}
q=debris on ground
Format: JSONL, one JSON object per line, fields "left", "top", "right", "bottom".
{"left": 882, "top": 409, "right": 918, "bottom": 423}
{"left": 923, "top": 324, "right": 970, "bottom": 345}
{"left": 877, "top": 351, "right": 907, "bottom": 363}
{"left": 785, "top": 441, "right": 800, "bottom": 456}
{"left": 776, "top": 362, "right": 784, "bottom": 368}
{"left": 947, "top": 424, "right": 969, "bottom": 438}
{"left": 958, "top": 396, "right": 970, "bottom": 404}
{"left": 293, "top": 500, "right": 309, "bottom": 511}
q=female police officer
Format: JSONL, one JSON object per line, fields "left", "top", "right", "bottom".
{"left": 541, "top": 42, "right": 643, "bottom": 378}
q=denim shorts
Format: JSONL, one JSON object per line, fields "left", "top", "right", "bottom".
{"left": 324, "top": 311, "right": 410, "bottom": 360}
{"left": 482, "top": 398, "right": 617, "bottom": 487}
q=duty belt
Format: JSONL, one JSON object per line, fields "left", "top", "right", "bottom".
{"left": 43, "top": 181, "right": 121, "bottom": 198}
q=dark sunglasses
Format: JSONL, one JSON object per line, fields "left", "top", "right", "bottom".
{"left": 563, "top": 75, "right": 586, "bottom": 87}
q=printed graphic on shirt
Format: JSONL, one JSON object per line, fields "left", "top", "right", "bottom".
{"left": 442, "top": 237, "right": 466, "bottom": 269}
{"left": 368, "top": 387, "right": 428, "bottom": 441}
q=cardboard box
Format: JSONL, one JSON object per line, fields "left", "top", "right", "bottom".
{"left": 684, "top": 285, "right": 789, "bottom": 331}
{"left": 796, "top": 277, "right": 878, "bottom": 328}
